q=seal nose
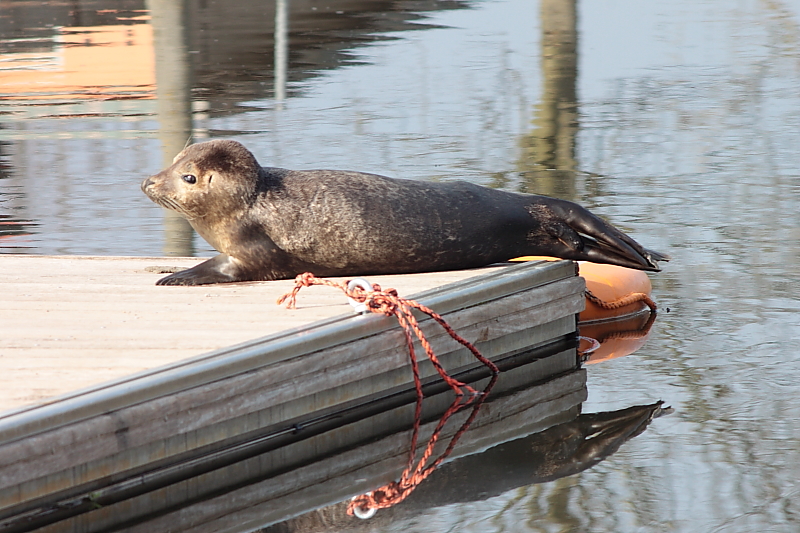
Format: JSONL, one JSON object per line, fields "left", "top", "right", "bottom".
{"left": 141, "top": 176, "right": 154, "bottom": 192}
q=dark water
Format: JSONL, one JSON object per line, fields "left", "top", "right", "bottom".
{"left": 2, "top": 0, "right": 800, "bottom": 531}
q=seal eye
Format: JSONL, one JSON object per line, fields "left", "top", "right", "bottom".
{"left": 182, "top": 174, "right": 197, "bottom": 184}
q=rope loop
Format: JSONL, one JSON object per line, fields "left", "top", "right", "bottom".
{"left": 277, "top": 273, "right": 499, "bottom": 396}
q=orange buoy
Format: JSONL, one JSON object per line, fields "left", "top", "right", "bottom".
{"left": 509, "top": 256, "right": 655, "bottom": 322}
{"left": 576, "top": 262, "right": 655, "bottom": 322}
{"left": 510, "top": 256, "right": 659, "bottom": 363}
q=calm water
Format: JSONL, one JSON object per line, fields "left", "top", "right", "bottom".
{"left": 2, "top": 0, "right": 800, "bottom": 531}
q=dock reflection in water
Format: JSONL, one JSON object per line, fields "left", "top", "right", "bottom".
{"left": 257, "top": 308, "right": 665, "bottom": 532}
{"left": 260, "top": 318, "right": 666, "bottom": 533}
{"left": 121, "top": 326, "right": 664, "bottom": 533}
{"left": 265, "top": 402, "right": 669, "bottom": 533}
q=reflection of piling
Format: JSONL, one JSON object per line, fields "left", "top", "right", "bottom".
{"left": 148, "top": 0, "right": 195, "bottom": 256}
{"left": 274, "top": 0, "right": 289, "bottom": 107}
{"left": 519, "top": 0, "right": 578, "bottom": 199}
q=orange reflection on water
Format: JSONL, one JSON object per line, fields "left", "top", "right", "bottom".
{"left": 0, "top": 22, "right": 154, "bottom": 101}
{"left": 580, "top": 310, "right": 657, "bottom": 365}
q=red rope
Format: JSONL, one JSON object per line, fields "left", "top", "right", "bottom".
{"left": 276, "top": 272, "right": 500, "bottom": 515}
{"left": 348, "top": 374, "right": 497, "bottom": 515}
{"left": 277, "top": 272, "right": 499, "bottom": 395}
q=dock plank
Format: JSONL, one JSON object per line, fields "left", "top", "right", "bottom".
{"left": 0, "top": 255, "right": 501, "bottom": 412}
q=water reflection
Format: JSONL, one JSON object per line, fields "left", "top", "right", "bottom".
{"left": 0, "top": 214, "right": 35, "bottom": 251}
{"left": 149, "top": 0, "right": 195, "bottom": 255}
{"left": 0, "top": 2, "right": 160, "bottom": 255}
{"left": 264, "top": 401, "right": 669, "bottom": 533}
{"left": 518, "top": 0, "right": 578, "bottom": 199}
{"left": 580, "top": 309, "right": 657, "bottom": 365}
{"left": 274, "top": 0, "right": 289, "bottom": 107}
{"left": 0, "top": 0, "right": 580, "bottom": 255}
{"left": 0, "top": 0, "right": 478, "bottom": 256}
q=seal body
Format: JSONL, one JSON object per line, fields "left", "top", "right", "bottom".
{"left": 142, "top": 140, "right": 668, "bottom": 285}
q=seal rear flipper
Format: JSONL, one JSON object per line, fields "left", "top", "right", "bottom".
{"left": 536, "top": 199, "right": 669, "bottom": 271}
{"left": 529, "top": 238, "right": 660, "bottom": 271}
{"left": 156, "top": 254, "right": 244, "bottom": 285}
{"left": 642, "top": 247, "right": 671, "bottom": 264}
{"left": 578, "top": 242, "right": 664, "bottom": 271}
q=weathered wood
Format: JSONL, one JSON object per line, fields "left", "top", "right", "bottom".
{"left": 0, "top": 255, "right": 506, "bottom": 412}
{"left": 0, "top": 277, "right": 581, "bottom": 491}
{"left": 0, "top": 257, "right": 584, "bottom": 528}
{"left": 0, "top": 260, "right": 577, "bottom": 437}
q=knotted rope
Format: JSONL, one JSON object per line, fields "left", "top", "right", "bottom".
{"left": 277, "top": 272, "right": 499, "bottom": 396}
{"left": 277, "top": 272, "right": 500, "bottom": 516}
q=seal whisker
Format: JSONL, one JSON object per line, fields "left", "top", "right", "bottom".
{"left": 156, "top": 197, "right": 199, "bottom": 220}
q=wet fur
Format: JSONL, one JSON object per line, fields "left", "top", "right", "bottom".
{"left": 142, "top": 140, "right": 668, "bottom": 285}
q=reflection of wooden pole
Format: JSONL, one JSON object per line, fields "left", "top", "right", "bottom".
{"left": 274, "top": 0, "right": 289, "bottom": 108}
{"left": 148, "top": 0, "right": 195, "bottom": 256}
{"left": 518, "top": 0, "right": 578, "bottom": 199}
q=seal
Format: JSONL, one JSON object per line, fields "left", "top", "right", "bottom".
{"left": 141, "top": 140, "right": 668, "bottom": 286}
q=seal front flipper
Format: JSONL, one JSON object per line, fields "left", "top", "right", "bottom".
{"left": 156, "top": 254, "right": 244, "bottom": 286}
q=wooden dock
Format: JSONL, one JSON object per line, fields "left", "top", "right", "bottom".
{"left": 0, "top": 256, "right": 586, "bottom": 532}
{"left": 0, "top": 255, "right": 511, "bottom": 412}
